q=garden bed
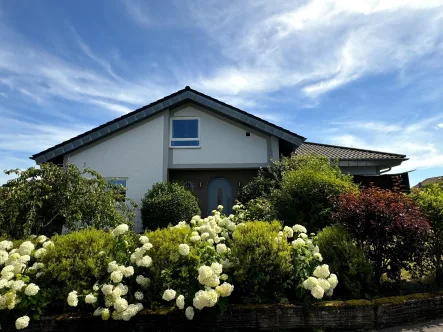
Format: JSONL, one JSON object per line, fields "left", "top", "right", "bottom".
{"left": 2, "top": 292, "right": 443, "bottom": 331}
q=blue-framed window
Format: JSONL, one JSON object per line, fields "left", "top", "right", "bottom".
{"left": 170, "top": 118, "right": 200, "bottom": 148}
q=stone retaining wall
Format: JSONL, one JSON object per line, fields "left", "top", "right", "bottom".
{"left": 3, "top": 293, "right": 443, "bottom": 331}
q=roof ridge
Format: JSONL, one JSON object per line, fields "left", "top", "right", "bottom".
{"left": 31, "top": 86, "right": 305, "bottom": 162}
{"left": 302, "top": 141, "right": 406, "bottom": 158}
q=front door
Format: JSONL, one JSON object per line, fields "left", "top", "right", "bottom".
{"left": 208, "top": 177, "right": 233, "bottom": 216}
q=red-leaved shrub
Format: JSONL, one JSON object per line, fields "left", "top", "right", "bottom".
{"left": 332, "top": 187, "right": 431, "bottom": 282}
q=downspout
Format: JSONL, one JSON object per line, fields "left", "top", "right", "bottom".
{"left": 380, "top": 167, "right": 391, "bottom": 174}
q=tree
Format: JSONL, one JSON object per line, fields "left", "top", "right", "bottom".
{"left": 410, "top": 180, "right": 443, "bottom": 286}
{"left": 0, "top": 164, "right": 137, "bottom": 238}
{"left": 332, "top": 187, "right": 431, "bottom": 282}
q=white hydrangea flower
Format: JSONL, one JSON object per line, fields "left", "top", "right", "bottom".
{"left": 135, "top": 291, "right": 144, "bottom": 300}
{"left": 107, "top": 261, "right": 119, "bottom": 273}
{"left": 292, "top": 224, "right": 307, "bottom": 233}
{"left": 216, "top": 243, "right": 227, "bottom": 254}
{"left": 15, "top": 316, "right": 30, "bottom": 330}
{"left": 18, "top": 241, "right": 34, "bottom": 255}
{"left": 190, "top": 235, "right": 201, "bottom": 243}
{"left": 215, "top": 282, "right": 234, "bottom": 297}
{"left": 0, "top": 279, "right": 7, "bottom": 289}
{"left": 302, "top": 277, "right": 319, "bottom": 291}
{"left": 327, "top": 273, "right": 338, "bottom": 290}
{"left": 201, "top": 233, "right": 210, "bottom": 241}
{"left": 211, "top": 262, "right": 223, "bottom": 276}
{"left": 313, "top": 245, "right": 320, "bottom": 254}
{"left": 112, "top": 224, "right": 129, "bottom": 236}
{"left": 123, "top": 266, "right": 134, "bottom": 277}
{"left": 13, "top": 263, "right": 26, "bottom": 274}
{"left": 162, "top": 289, "right": 176, "bottom": 301}
{"left": 36, "top": 235, "right": 47, "bottom": 243}
{"left": 11, "top": 280, "right": 26, "bottom": 291}
{"left": 198, "top": 266, "right": 213, "bottom": 280}
{"left": 217, "top": 205, "right": 224, "bottom": 210}
{"left": 313, "top": 264, "right": 330, "bottom": 279}
{"left": 136, "top": 275, "right": 150, "bottom": 288}
{"left": 34, "top": 248, "right": 47, "bottom": 259}
{"left": 93, "top": 284, "right": 99, "bottom": 291}
{"left": 101, "top": 308, "right": 110, "bottom": 320}
{"left": 139, "top": 235, "right": 150, "bottom": 244}
{"left": 283, "top": 226, "right": 294, "bottom": 238}
{"left": 136, "top": 255, "right": 152, "bottom": 268}
{"left": 311, "top": 285, "right": 325, "bottom": 299}
{"left": 292, "top": 238, "right": 305, "bottom": 247}
{"left": 142, "top": 243, "right": 153, "bottom": 251}
{"left": 193, "top": 289, "right": 218, "bottom": 310}
{"left": 317, "top": 278, "right": 331, "bottom": 291}
{"left": 176, "top": 294, "right": 185, "bottom": 309}
{"left": 0, "top": 240, "right": 13, "bottom": 251}
{"left": 178, "top": 244, "right": 190, "bottom": 256}
{"left": 24, "top": 283, "right": 40, "bottom": 296}
{"left": 114, "top": 283, "right": 128, "bottom": 296}
{"left": 67, "top": 291, "right": 78, "bottom": 307}
{"left": 85, "top": 294, "right": 98, "bottom": 304}
{"left": 185, "top": 306, "right": 194, "bottom": 320}
{"left": 114, "top": 298, "right": 129, "bottom": 312}
{"left": 42, "top": 241, "right": 54, "bottom": 249}
{"left": 220, "top": 273, "right": 228, "bottom": 281}
{"left": 299, "top": 233, "right": 308, "bottom": 239}
{"left": 0, "top": 250, "right": 9, "bottom": 265}
{"left": 110, "top": 270, "right": 123, "bottom": 283}
{"left": 313, "top": 253, "right": 323, "bottom": 262}
{"left": 101, "top": 284, "right": 113, "bottom": 295}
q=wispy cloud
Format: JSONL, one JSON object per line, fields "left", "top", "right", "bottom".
{"left": 436, "top": 123, "right": 443, "bottom": 129}
{"left": 181, "top": 0, "right": 443, "bottom": 100}
{"left": 325, "top": 116, "right": 443, "bottom": 172}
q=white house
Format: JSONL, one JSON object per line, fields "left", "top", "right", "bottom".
{"left": 31, "top": 86, "right": 407, "bottom": 231}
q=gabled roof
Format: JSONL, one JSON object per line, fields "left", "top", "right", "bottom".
{"left": 293, "top": 142, "right": 407, "bottom": 160}
{"left": 31, "top": 86, "right": 306, "bottom": 164}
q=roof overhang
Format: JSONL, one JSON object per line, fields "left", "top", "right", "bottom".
{"left": 31, "top": 87, "right": 305, "bottom": 164}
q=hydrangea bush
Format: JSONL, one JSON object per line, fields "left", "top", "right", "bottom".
{"left": 0, "top": 236, "right": 53, "bottom": 330}
{"left": 0, "top": 204, "right": 338, "bottom": 329}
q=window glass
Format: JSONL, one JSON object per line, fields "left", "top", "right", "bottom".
{"left": 109, "top": 179, "right": 126, "bottom": 188}
{"left": 171, "top": 140, "right": 200, "bottom": 147}
{"left": 172, "top": 119, "right": 198, "bottom": 139}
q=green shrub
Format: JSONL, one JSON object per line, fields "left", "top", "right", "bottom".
{"left": 243, "top": 198, "right": 277, "bottom": 222}
{"left": 141, "top": 182, "right": 200, "bottom": 230}
{"left": 317, "top": 225, "right": 376, "bottom": 299}
{"left": 0, "top": 164, "right": 137, "bottom": 238}
{"left": 237, "top": 156, "right": 299, "bottom": 203}
{"left": 271, "top": 155, "right": 357, "bottom": 231}
{"left": 41, "top": 228, "right": 128, "bottom": 300}
{"left": 230, "top": 221, "right": 293, "bottom": 303}
{"left": 410, "top": 180, "right": 443, "bottom": 286}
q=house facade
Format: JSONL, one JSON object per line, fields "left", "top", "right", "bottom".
{"left": 31, "top": 87, "right": 408, "bottom": 231}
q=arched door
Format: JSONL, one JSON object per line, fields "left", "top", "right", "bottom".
{"left": 207, "top": 177, "right": 232, "bottom": 216}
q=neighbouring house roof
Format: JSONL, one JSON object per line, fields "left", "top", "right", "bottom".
{"left": 31, "top": 86, "right": 306, "bottom": 164}
{"left": 293, "top": 142, "right": 407, "bottom": 160}
{"left": 413, "top": 176, "right": 443, "bottom": 189}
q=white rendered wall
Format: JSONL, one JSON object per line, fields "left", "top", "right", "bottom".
{"left": 64, "top": 114, "right": 166, "bottom": 232}
{"left": 170, "top": 106, "right": 269, "bottom": 166}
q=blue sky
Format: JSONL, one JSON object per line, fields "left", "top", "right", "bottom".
{"left": 1, "top": 0, "right": 443, "bottom": 186}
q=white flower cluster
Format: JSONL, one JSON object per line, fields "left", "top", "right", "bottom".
{"left": 302, "top": 264, "right": 338, "bottom": 299}
{"left": 107, "top": 261, "right": 134, "bottom": 283}
{"left": 111, "top": 224, "right": 129, "bottom": 236}
{"left": 130, "top": 235, "right": 153, "bottom": 268}
{"left": 0, "top": 237, "right": 50, "bottom": 330}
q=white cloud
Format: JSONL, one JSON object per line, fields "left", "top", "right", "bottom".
{"left": 436, "top": 123, "right": 443, "bottom": 128}
{"left": 184, "top": 0, "right": 443, "bottom": 99}
{"left": 325, "top": 116, "right": 443, "bottom": 173}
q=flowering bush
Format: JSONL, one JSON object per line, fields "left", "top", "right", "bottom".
{"left": 333, "top": 187, "right": 431, "bottom": 282}
{"left": 0, "top": 236, "right": 53, "bottom": 330}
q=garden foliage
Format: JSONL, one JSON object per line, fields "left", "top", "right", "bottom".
{"left": 410, "top": 180, "right": 443, "bottom": 285}
{"left": 141, "top": 182, "right": 200, "bottom": 230}
{"left": 271, "top": 155, "right": 357, "bottom": 231}
{"left": 332, "top": 187, "right": 431, "bottom": 282}
{"left": 0, "top": 164, "right": 136, "bottom": 238}
{"left": 317, "top": 225, "right": 376, "bottom": 299}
